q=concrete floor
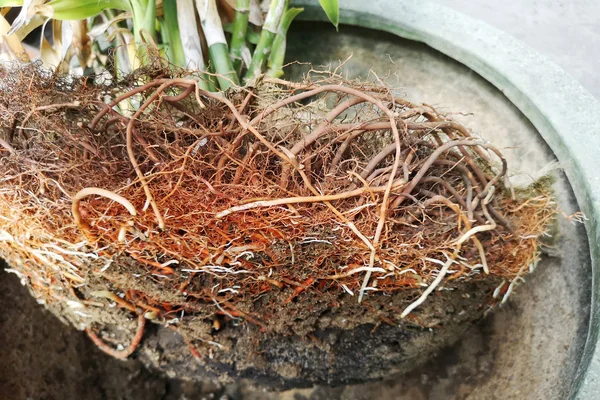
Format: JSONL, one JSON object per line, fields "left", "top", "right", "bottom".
{"left": 434, "top": 0, "right": 600, "bottom": 101}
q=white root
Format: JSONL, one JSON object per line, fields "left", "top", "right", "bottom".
{"left": 215, "top": 183, "right": 402, "bottom": 219}
{"left": 326, "top": 266, "right": 387, "bottom": 280}
{"left": 71, "top": 187, "right": 137, "bottom": 241}
{"left": 492, "top": 279, "right": 506, "bottom": 299}
{"left": 501, "top": 264, "right": 528, "bottom": 305}
{"left": 72, "top": 187, "right": 136, "bottom": 225}
{"left": 400, "top": 256, "right": 456, "bottom": 318}
{"left": 455, "top": 186, "right": 497, "bottom": 246}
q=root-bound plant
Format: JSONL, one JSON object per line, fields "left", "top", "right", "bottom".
{"left": 0, "top": 0, "right": 556, "bottom": 387}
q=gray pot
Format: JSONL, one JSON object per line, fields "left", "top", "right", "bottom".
{"left": 293, "top": 0, "right": 600, "bottom": 398}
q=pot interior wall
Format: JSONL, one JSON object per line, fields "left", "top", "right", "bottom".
{"left": 0, "top": 22, "right": 592, "bottom": 400}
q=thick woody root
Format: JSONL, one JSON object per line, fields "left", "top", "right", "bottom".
{"left": 0, "top": 65, "right": 555, "bottom": 357}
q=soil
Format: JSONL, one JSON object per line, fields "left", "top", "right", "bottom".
{"left": 133, "top": 277, "right": 502, "bottom": 388}
{"left": 0, "top": 259, "right": 501, "bottom": 400}
{"left": 35, "top": 249, "right": 501, "bottom": 389}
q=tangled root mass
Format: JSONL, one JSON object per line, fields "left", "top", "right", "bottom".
{"left": 0, "top": 64, "right": 554, "bottom": 345}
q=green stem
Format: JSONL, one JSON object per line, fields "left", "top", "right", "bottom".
{"left": 206, "top": 63, "right": 219, "bottom": 92}
{"left": 196, "top": 0, "right": 240, "bottom": 90}
{"left": 130, "top": 0, "right": 156, "bottom": 65}
{"left": 267, "top": 7, "right": 303, "bottom": 78}
{"left": 229, "top": 0, "right": 250, "bottom": 73}
{"left": 162, "top": 0, "right": 186, "bottom": 66}
{"left": 244, "top": 0, "right": 286, "bottom": 83}
{"left": 208, "top": 42, "right": 238, "bottom": 90}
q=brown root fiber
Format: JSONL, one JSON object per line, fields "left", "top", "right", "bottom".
{"left": 0, "top": 64, "right": 555, "bottom": 387}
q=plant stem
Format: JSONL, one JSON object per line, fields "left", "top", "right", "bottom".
{"left": 208, "top": 42, "right": 238, "bottom": 89}
{"left": 229, "top": 0, "right": 250, "bottom": 73}
{"left": 244, "top": 0, "right": 286, "bottom": 83}
{"left": 195, "top": 0, "right": 239, "bottom": 90}
{"left": 130, "top": 0, "right": 157, "bottom": 65}
{"left": 0, "top": 12, "right": 30, "bottom": 62}
{"left": 206, "top": 57, "right": 220, "bottom": 92}
{"left": 176, "top": 0, "right": 210, "bottom": 90}
{"left": 101, "top": 9, "right": 132, "bottom": 77}
{"left": 161, "top": 0, "right": 186, "bottom": 66}
{"left": 267, "top": 7, "right": 303, "bottom": 78}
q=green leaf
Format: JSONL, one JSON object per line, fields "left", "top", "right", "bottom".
{"left": 47, "top": 0, "right": 131, "bottom": 20}
{"left": 318, "top": 0, "right": 338, "bottom": 30}
{"left": 246, "top": 28, "right": 260, "bottom": 45}
{"left": 279, "top": 7, "right": 303, "bottom": 33}
{"left": 226, "top": 23, "right": 261, "bottom": 45}
{"left": 267, "top": 7, "right": 303, "bottom": 78}
{"left": 223, "top": 22, "right": 234, "bottom": 33}
{"left": 0, "top": 0, "right": 24, "bottom": 6}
